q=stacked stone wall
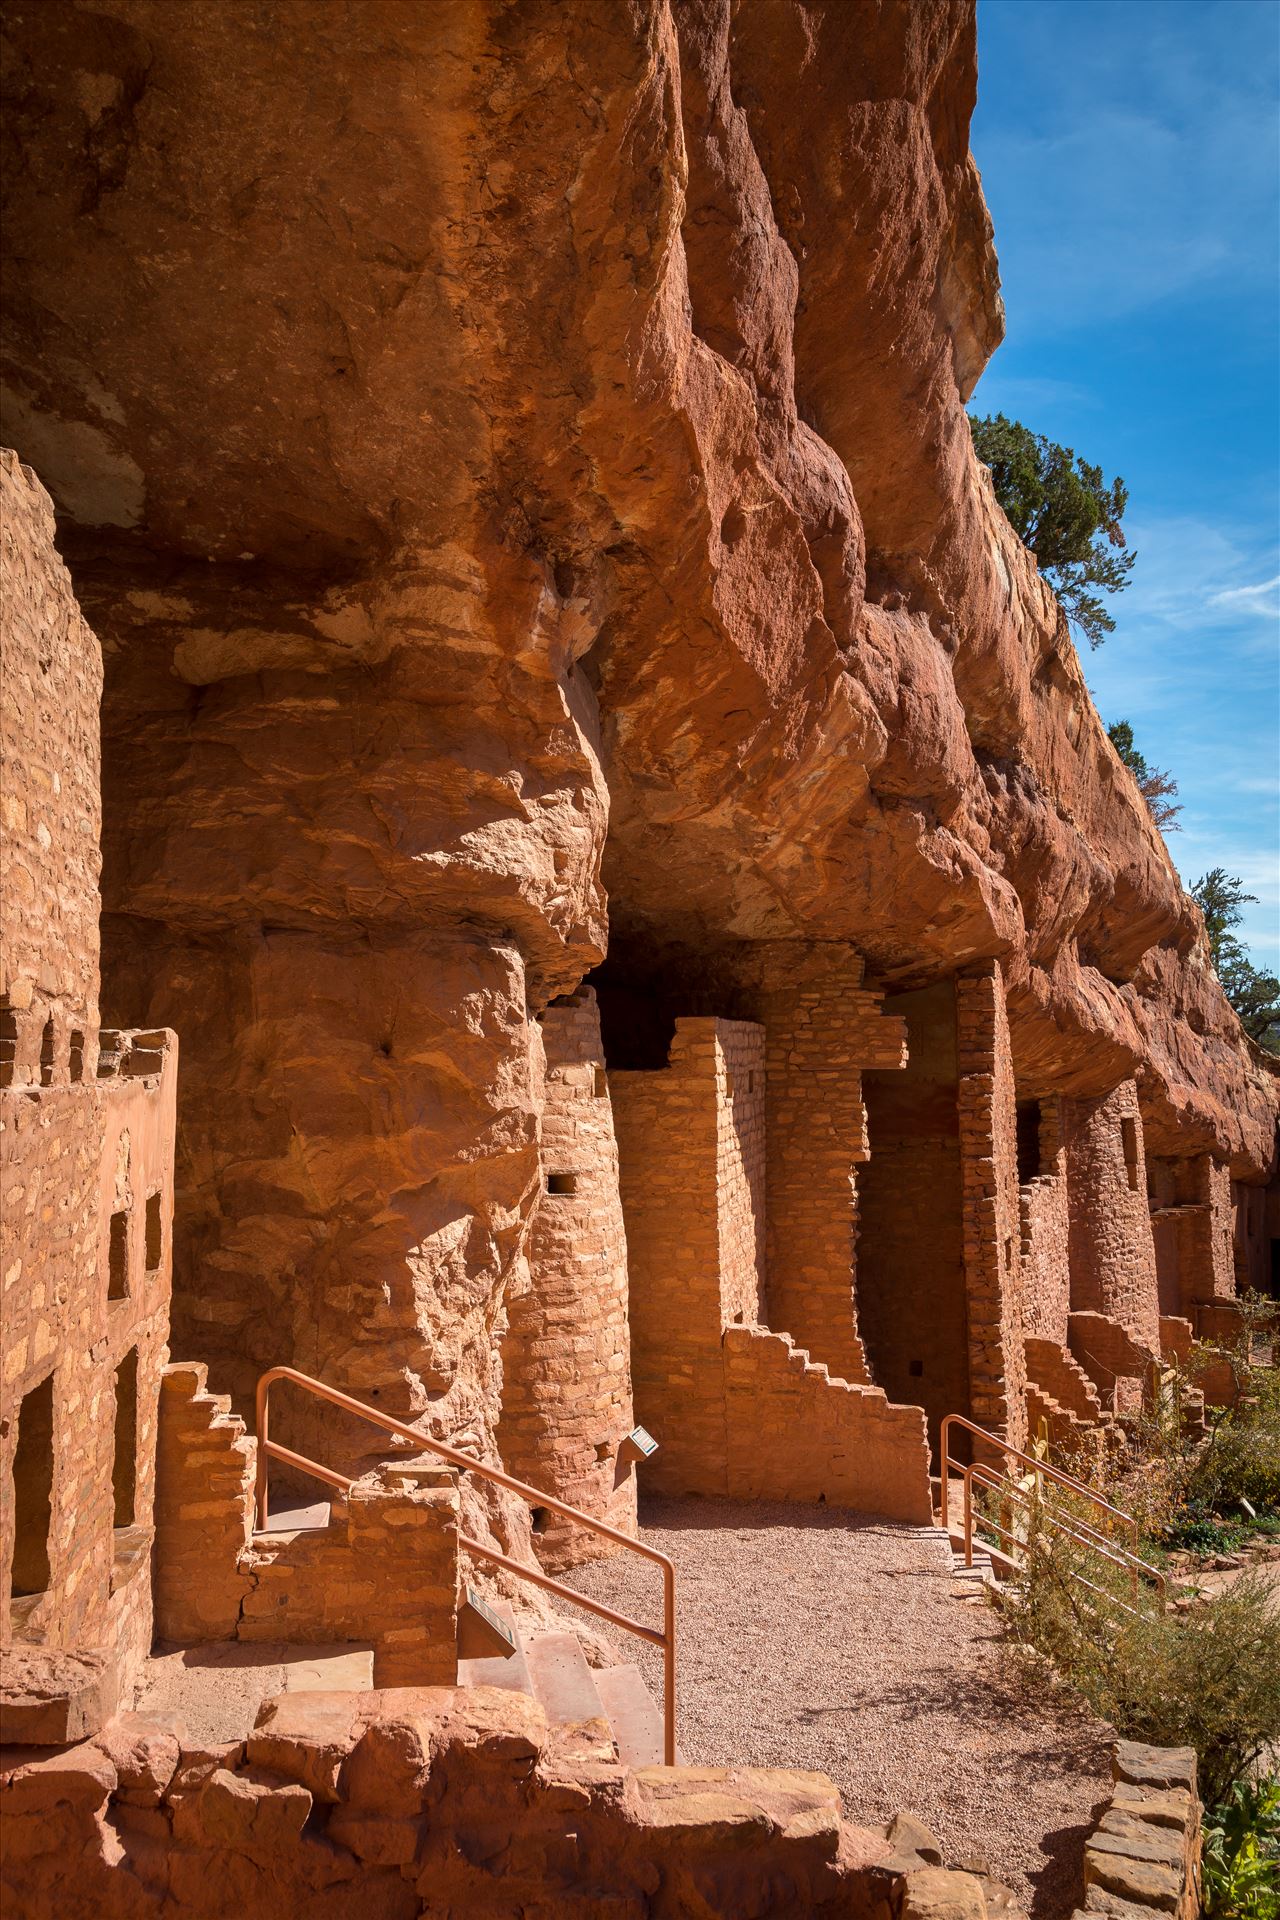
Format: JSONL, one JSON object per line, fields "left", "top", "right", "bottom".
{"left": 497, "top": 990, "right": 636, "bottom": 1568}
{"left": 1064, "top": 1082, "right": 1160, "bottom": 1353}
{"left": 613, "top": 1019, "right": 930, "bottom": 1518}
{"left": 1018, "top": 1099, "right": 1071, "bottom": 1342}
{"left": 1, "top": 454, "right": 176, "bottom": 1717}
{"left": 857, "top": 983, "right": 967, "bottom": 1455}
{"left": 611, "top": 1021, "right": 731, "bottom": 1495}
{"left": 748, "top": 945, "right": 905, "bottom": 1385}
{"left": 957, "top": 965, "right": 1027, "bottom": 1451}
{"left": 152, "top": 1364, "right": 458, "bottom": 1684}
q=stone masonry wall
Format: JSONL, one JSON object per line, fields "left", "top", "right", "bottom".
{"left": 1018, "top": 1098, "right": 1071, "bottom": 1343}
{"left": 957, "top": 965, "right": 1028, "bottom": 1451}
{"left": 0, "top": 451, "right": 100, "bottom": 1074}
{"left": 716, "top": 1021, "right": 768, "bottom": 1329}
{"left": 610, "top": 1020, "right": 741, "bottom": 1496}
{"left": 1064, "top": 1081, "right": 1160, "bottom": 1354}
{"left": 613, "top": 1018, "right": 931, "bottom": 1519}
{"left": 497, "top": 989, "right": 637, "bottom": 1570}
{"left": 747, "top": 946, "right": 906, "bottom": 1385}
{"left": 152, "top": 1365, "right": 459, "bottom": 1685}
{"left": 721, "top": 1327, "right": 932, "bottom": 1521}
{"left": 1147, "top": 1153, "right": 1237, "bottom": 1323}
{"left": 857, "top": 983, "right": 967, "bottom": 1456}
{"left": 1, "top": 454, "right": 177, "bottom": 1716}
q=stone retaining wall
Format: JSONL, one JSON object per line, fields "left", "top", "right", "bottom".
{"left": 1072, "top": 1740, "right": 1201, "bottom": 1920}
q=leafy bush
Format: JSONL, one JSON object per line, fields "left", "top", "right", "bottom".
{"left": 1202, "top": 1776, "right": 1280, "bottom": 1920}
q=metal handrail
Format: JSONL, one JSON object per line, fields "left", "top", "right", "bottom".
{"left": 940, "top": 1412, "right": 1140, "bottom": 1560}
{"left": 963, "top": 1459, "right": 1167, "bottom": 1613}
{"left": 254, "top": 1364, "right": 676, "bottom": 1764}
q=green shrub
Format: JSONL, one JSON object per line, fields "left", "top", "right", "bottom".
{"left": 1202, "top": 1775, "right": 1280, "bottom": 1920}
{"left": 1004, "top": 1530, "right": 1280, "bottom": 1803}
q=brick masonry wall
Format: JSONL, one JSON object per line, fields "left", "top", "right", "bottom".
{"left": 857, "top": 981, "right": 968, "bottom": 1456}
{"left": 497, "top": 989, "right": 637, "bottom": 1569}
{"left": 153, "top": 1363, "right": 257, "bottom": 1643}
{"left": 1, "top": 456, "right": 177, "bottom": 1713}
{"left": 1019, "top": 1099, "right": 1071, "bottom": 1343}
{"left": 747, "top": 944, "right": 906, "bottom": 1386}
{"left": 1064, "top": 1081, "right": 1160, "bottom": 1353}
{"left": 241, "top": 1469, "right": 459, "bottom": 1686}
{"left": 957, "top": 964, "right": 1027, "bottom": 1451}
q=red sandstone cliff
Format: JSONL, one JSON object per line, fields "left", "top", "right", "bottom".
{"left": 1, "top": 2, "right": 1275, "bottom": 1484}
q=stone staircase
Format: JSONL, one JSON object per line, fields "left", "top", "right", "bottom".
{"left": 457, "top": 1598, "right": 667, "bottom": 1766}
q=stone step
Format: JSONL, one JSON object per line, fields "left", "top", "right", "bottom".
{"left": 523, "top": 1631, "right": 609, "bottom": 1731}
{"left": 593, "top": 1663, "right": 664, "bottom": 1768}
{"left": 456, "top": 1602, "right": 535, "bottom": 1698}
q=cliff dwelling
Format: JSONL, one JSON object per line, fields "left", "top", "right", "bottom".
{"left": 1, "top": 3, "right": 1277, "bottom": 1917}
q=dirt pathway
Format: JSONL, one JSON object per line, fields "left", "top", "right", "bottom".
{"left": 561, "top": 1497, "right": 1114, "bottom": 1919}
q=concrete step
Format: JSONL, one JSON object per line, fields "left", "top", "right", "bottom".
{"left": 523, "top": 1631, "right": 609, "bottom": 1731}
{"left": 594, "top": 1663, "right": 664, "bottom": 1768}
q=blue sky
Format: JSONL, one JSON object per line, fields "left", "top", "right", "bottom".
{"left": 970, "top": 0, "right": 1280, "bottom": 967}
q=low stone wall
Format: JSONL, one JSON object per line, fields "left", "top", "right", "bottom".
{"left": 1067, "top": 1312, "right": 1158, "bottom": 1416}
{"left": 152, "top": 1363, "right": 459, "bottom": 1685}
{"left": 1072, "top": 1740, "right": 1201, "bottom": 1920}
{"left": 722, "top": 1326, "right": 933, "bottom": 1522}
{"left": 1, "top": 1688, "right": 998, "bottom": 1919}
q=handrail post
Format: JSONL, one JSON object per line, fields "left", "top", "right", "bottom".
{"left": 962, "top": 1460, "right": 973, "bottom": 1569}
{"left": 255, "top": 1372, "right": 270, "bottom": 1531}
{"left": 663, "top": 1557, "right": 676, "bottom": 1767}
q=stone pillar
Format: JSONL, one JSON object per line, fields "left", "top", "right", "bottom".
{"left": 1063, "top": 1080, "right": 1160, "bottom": 1352}
{"left": 857, "top": 980, "right": 966, "bottom": 1457}
{"left": 748, "top": 945, "right": 906, "bottom": 1385}
{"left": 1017, "top": 1096, "right": 1071, "bottom": 1344}
{"left": 611, "top": 1018, "right": 765, "bottom": 1496}
{"left": 497, "top": 989, "right": 637, "bottom": 1569}
{"left": 956, "top": 964, "right": 1027, "bottom": 1451}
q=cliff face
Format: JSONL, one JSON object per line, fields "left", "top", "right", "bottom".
{"left": 2, "top": 2, "right": 1274, "bottom": 1486}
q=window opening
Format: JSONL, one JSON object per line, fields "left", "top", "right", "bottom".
{"left": 108, "top": 1211, "right": 130, "bottom": 1300}
{"left": 113, "top": 1348, "right": 139, "bottom": 1528}
{"left": 145, "top": 1193, "right": 163, "bottom": 1272}
{"left": 11, "top": 1373, "right": 55, "bottom": 1599}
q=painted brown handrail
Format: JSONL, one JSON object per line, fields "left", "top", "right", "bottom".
{"left": 963, "top": 1458, "right": 1167, "bottom": 1612}
{"left": 253, "top": 1364, "right": 676, "bottom": 1764}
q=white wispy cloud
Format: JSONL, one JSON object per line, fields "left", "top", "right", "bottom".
{"left": 1208, "top": 575, "right": 1280, "bottom": 613}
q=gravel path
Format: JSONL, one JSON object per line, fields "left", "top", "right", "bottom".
{"left": 560, "top": 1497, "right": 1114, "bottom": 1919}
